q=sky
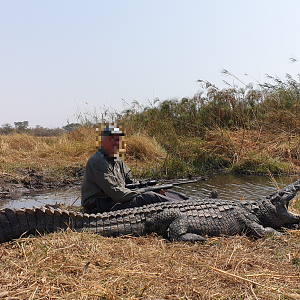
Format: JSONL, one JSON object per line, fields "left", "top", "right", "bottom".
{"left": 0, "top": 0, "right": 300, "bottom": 128}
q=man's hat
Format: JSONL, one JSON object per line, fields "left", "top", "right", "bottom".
{"left": 101, "top": 124, "right": 124, "bottom": 136}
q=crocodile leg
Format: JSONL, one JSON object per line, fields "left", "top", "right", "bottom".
{"left": 168, "top": 215, "right": 207, "bottom": 242}
{"left": 146, "top": 211, "right": 207, "bottom": 242}
{"left": 245, "top": 221, "right": 282, "bottom": 237}
{"left": 145, "top": 210, "right": 180, "bottom": 237}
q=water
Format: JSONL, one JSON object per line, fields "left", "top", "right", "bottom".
{"left": 172, "top": 174, "right": 299, "bottom": 201}
{"left": 0, "top": 187, "right": 81, "bottom": 210}
{"left": 1, "top": 174, "right": 299, "bottom": 210}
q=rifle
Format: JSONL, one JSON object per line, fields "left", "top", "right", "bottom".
{"left": 125, "top": 179, "right": 197, "bottom": 193}
{"left": 125, "top": 180, "right": 157, "bottom": 190}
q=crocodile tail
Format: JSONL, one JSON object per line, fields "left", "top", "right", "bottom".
{"left": 0, "top": 206, "right": 70, "bottom": 243}
{"left": 0, "top": 206, "right": 146, "bottom": 243}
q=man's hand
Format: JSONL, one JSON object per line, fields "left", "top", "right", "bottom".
{"left": 156, "top": 189, "right": 167, "bottom": 196}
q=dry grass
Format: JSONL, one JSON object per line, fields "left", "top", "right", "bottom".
{"left": 125, "top": 134, "right": 166, "bottom": 162}
{"left": 145, "top": 127, "right": 300, "bottom": 175}
{"left": 0, "top": 126, "right": 299, "bottom": 180}
{"left": 228, "top": 129, "right": 300, "bottom": 163}
{"left": 0, "top": 230, "right": 300, "bottom": 299}
{"left": 204, "top": 128, "right": 300, "bottom": 173}
{"left": 0, "top": 128, "right": 95, "bottom": 172}
{"left": 0, "top": 129, "right": 166, "bottom": 177}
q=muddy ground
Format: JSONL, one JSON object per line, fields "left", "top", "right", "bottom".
{"left": 0, "top": 166, "right": 84, "bottom": 199}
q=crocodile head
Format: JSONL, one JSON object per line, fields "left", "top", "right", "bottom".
{"left": 247, "top": 179, "right": 300, "bottom": 229}
{"left": 268, "top": 181, "right": 300, "bottom": 226}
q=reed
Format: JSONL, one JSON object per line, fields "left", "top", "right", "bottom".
{"left": 1, "top": 73, "right": 300, "bottom": 179}
{"left": 120, "top": 73, "right": 300, "bottom": 175}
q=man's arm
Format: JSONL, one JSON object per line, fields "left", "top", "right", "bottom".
{"left": 123, "top": 161, "right": 139, "bottom": 185}
{"left": 89, "top": 164, "right": 140, "bottom": 203}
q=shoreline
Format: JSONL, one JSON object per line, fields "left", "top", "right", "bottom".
{"left": 1, "top": 126, "right": 300, "bottom": 201}
{"left": 0, "top": 167, "right": 83, "bottom": 200}
{"left": 1, "top": 165, "right": 299, "bottom": 202}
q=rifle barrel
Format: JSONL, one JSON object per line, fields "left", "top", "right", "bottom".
{"left": 137, "top": 179, "right": 197, "bottom": 193}
{"left": 169, "top": 179, "right": 197, "bottom": 186}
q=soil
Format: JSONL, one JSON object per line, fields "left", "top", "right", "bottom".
{"left": 0, "top": 167, "right": 84, "bottom": 199}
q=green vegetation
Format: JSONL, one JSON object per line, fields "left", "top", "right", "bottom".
{"left": 121, "top": 72, "right": 300, "bottom": 177}
{"left": 1, "top": 72, "right": 300, "bottom": 181}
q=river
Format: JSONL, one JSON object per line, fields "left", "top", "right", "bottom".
{"left": 1, "top": 174, "right": 299, "bottom": 210}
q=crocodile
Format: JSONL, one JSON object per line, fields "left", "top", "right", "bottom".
{"left": 0, "top": 179, "right": 300, "bottom": 243}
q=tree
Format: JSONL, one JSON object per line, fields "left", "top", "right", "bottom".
{"left": 14, "top": 121, "right": 29, "bottom": 132}
{"left": 62, "top": 123, "right": 81, "bottom": 132}
{"left": 0, "top": 123, "right": 14, "bottom": 135}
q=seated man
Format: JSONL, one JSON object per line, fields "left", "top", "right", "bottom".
{"left": 81, "top": 124, "right": 189, "bottom": 213}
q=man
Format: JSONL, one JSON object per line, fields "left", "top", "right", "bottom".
{"left": 81, "top": 124, "right": 188, "bottom": 213}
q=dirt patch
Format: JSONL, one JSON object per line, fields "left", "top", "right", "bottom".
{"left": 0, "top": 166, "right": 84, "bottom": 199}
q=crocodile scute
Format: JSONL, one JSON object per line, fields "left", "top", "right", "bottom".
{"left": 0, "top": 179, "right": 300, "bottom": 243}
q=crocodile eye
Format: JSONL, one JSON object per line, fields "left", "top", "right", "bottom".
{"left": 270, "top": 194, "right": 281, "bottom": 205}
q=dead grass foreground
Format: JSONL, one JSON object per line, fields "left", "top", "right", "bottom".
{"left": 0, "top": 231, "right": 300, "bottom": 299}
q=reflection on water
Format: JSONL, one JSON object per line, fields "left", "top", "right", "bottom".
{"left": 1, "top": 174, "right": 299, "bottom": 209}
{"left": 173, "top": 174, "right": 299, "bottom": 201}
{"left": 0, "top": 188, "right": 81, "bottom": 210}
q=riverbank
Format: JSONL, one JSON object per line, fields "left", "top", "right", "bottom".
{"left": 2, "top": 72, "right": 300, "bottom": 196}
{"left": 1, "top": 125, "right": 299, "bottom": 199}
{"left": 0, "top": 127, "right": 166, "bottom": 198}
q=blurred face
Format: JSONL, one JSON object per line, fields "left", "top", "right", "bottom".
{"left": 101, "top": 134, "right": 122, "bottom": 158}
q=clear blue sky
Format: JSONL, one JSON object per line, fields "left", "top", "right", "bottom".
{"left": 0, "top": 0, "right": 299, "bottom": 128}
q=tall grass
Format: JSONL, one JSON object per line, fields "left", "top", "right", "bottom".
{"left": 1, "top": 73, "right": 300, "bottom": 179}
{"left": 118, "top": 72, "right": 300, "bottom": 175}
{"left": 123, "top": 72, "right": 300, "bottom": 135}
{"left": 0, "top": 127, "right": 94, "bottom": 170}
{"left": 0, "top": 128, "right": 170, "bottom": 180}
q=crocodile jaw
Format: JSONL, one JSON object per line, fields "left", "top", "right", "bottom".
{"left": 281, "top": 200, "right": 300, "bottom": 223}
